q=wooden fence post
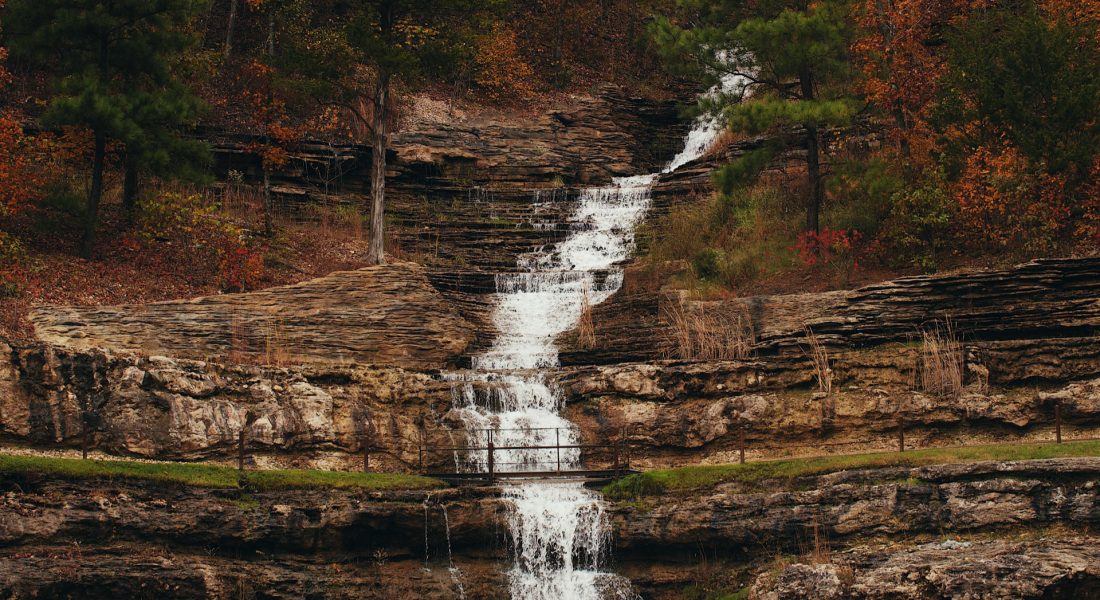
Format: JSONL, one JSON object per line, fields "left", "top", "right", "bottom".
{"left": 739, "top": 424, "right": 746, "bottom": 465}
{"left": 1055, "top": 401, "right": 1063, "bottom": 444}
{"left": 81, "top": 409, "right": 89, "bottom": 460}
{"left": 897, "top": 417, "right": 905, "bottom": 453}
{"left": 237, "top": 430, "right": 246, "bottom": 471}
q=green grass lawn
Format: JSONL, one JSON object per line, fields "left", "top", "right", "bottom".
{"left": 0, "top": 453, "right": 444, "bottom": 491}
{"left": 604, "top": 440, "right": 1100, "bottom": 500}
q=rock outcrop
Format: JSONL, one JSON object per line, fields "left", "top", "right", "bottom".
{"left": 0, "top": 346, "right": 455, "bottom": 465}
{"left": 752, "top": 538, "right": 1100, "bottom": 600}
{"left": 611, "top": 458, "right": 1100, "bottom": 556}
{"left": 28, "top": 261, "right": 482, "bottom": 371}
{"left": 3, "top": 458, "right": 1099, "bottom": 599}
{"left": 554, "top": 258, "right": 1100, "bottom": 464}
{"left": 0, "top": 475, "right": 508, "bottom": 599}
{"left": 560, "top": 257, "right": 1100, "bottom": 365}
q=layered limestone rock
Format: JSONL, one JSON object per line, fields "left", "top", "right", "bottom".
{"left": 2, "top": 458, "right": 1098, "bottom": 599}
{"left": 8, "top": 258, "right": 1100, "bottom": 465}
{"left": 611, "top": 458, "right": 1100, "bottom": 556}
{"left": 555, "top": 258, "right": 1100, "bottom": 464}
{"left": 208, "top": 87, "right": 687, "bottom": 272}
{"left": 559, "top": 257, "right": 1100, "bottom": 365}
{"left": 0, "top": 346, "right": 456, "bottom": 466}
{"left": 28, "top": 261, "right": 482, "bottom": 371}
{"left": 751, "top": 538, "right": 1100, "bottom": 600}
{"left": 0, "top": 476, "right": 508, "bottom": 599}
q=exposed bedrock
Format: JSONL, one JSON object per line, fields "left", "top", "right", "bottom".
{"left": 27, "top": 261, "right": 486, "bottom": 371}
{"left": 611, "top": 458, "right": 1100, "bottom": 556}
{"left": 6, "top": 259, "right": 1100, "bottom": 466}
{"left": 0, "top": 476, "right": 509, "bottom": 599}
{"left": 2, "top": 458, "right": 1098, "bottom": 599}
{"left": 559, "top": 257, "right": 1100, "bottom": 365}
{"left": 0, "top": 344, "right": 458, "bottom": 468}
{"left": 555, "top": 257, "right": 1100, "bottom": 464}
{"left": 208, "top": 87, "right": 688, "bottom": 272}
{"left": 750, "top": 538, "right": 1100, "bottom": 600}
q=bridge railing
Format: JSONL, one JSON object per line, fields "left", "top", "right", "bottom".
{"left": 417, "top": 426, "right": 633, "bottom": 480}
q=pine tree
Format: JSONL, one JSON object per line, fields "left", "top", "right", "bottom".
{"left": 7, "top": 0, "right": 210, "bottom": 257}
{"left": 278, "top": 0, "right": 501, "bottom": 265}
{"left": 652, "top": 0, "right": 858, "bottom": 232}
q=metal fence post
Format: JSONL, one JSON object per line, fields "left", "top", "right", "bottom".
{"left": 897, "top": 417, "right": 905, "bottom": 453}
{"left": 555, "top": 428, "right": 561, "bottom": 473}
{"left": 81, "top": 409, "right": 89, "bottom": 460}
{"left": 487, "top": 439, "right": 495, "bottom": 481}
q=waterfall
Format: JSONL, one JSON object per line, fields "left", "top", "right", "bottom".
{"left": 446, "top": 75, "right": 747, "bottom": 599}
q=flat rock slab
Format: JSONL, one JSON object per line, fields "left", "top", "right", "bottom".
{"left": 29, "top": 261, "right": 475, "bottom": 370}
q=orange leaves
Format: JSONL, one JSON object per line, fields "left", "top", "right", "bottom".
{"left": 0, "top": 117, "right": 42, "bottom": 218}
{"left": 851, "top": 0, "right": 954, "bottom": 166}
{"left": 474, "top": 24, "right": 536, "bottom": 101}
{"left": 953, "top": 142, "right": 1071, "bottom": 252}
{"left": 237, "top": 60, "right": 304, "bottom": 170}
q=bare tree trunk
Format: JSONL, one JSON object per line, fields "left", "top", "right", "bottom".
{"left": 800, "top": 68, "right": 823, "bottom": 234}
{"left": 553, "top": 0, "right": 567, "bottom": 86}
{"left": 223, "top": 0, "right": 239, "bottom": 59}
{"left": 260, "top": 4, "right": 276, "bottom": 239}
{"left": 122, "top": 150, "right": 139, "bottom": 224}
{"left": 266, "top": 5, "right": 275, "bottom": 56}
{"left": 262, "top": 168, "right": 274, "bottom": 237}
{"left": 366, "top": 72, "right": 390, "bottom": 266}
{"left": 81, "top": 133, "right": 107, "bottom": 259}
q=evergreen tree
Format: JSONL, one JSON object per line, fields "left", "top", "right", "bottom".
{"left": 278, "top": 0, "right": 501, "bottom": 265}
{"left": 936, "top": 7, "right": 1100, "bottom": 183}
{"left": 652, "top": 0, "right": 858, "bottom": 232}
{"left": 7, "top": 0, "right": 210, "bottom": 257}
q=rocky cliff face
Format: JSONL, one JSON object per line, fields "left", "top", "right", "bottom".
{"left": 28, "top": 261, "right": 485, "bottom": 371}
{"left": 3, "top": 457, "right": 1098, "bottom": 599}
{"left": 0, "top": 475, "right": 509, "bottom": 599}
{"left": 6, "top": 258, "right": 1100, "bottom": 469}
{"left": 208, "top": 87, "right": 686, "bottom": 272}
{"left": 556, "top": 258, "right": 1100, "bottom": 465}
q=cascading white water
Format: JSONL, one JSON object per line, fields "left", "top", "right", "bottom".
{"left": 447, "top": 73, "right": 748, "bottom": 600}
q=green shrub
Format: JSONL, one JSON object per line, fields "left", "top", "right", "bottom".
{"left": 881, "top": 170, "right": 956, "bottom": 271}
{"left": 693, "top": 248, "right": 723, "bottom": 280}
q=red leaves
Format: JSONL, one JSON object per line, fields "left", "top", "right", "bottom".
{"left": 796, "top": 227, "right": 867, "bottom": 286}
{"left": 132, "top": 191, "right": 267, "bottom": 293}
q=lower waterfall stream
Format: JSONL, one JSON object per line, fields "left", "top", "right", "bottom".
{"left": 446, "top": 75, "right": 745, "bottom": 600}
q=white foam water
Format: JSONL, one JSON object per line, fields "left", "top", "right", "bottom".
{"left": 445, "top": 74, "right": 747, "bottom": 599}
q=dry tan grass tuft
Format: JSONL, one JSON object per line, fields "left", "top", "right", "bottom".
{"left": 663, "top": 297, "right": 755, "bottom": 360}
{"left": 918, "top": 319, "right": 964, "bottom": 397}
{"left": 577, "top": 287, "right": 597, "bottom": 349}
{"left": 802, "top": 327, "right": 833, "bottom": 395}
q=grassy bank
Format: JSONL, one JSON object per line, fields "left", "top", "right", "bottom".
{"left": 0, "top": 453, "right": 444, "bottom": 491}
{"left": 604, "top": 440, "right": 1100, "bottom": 500}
